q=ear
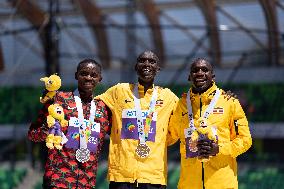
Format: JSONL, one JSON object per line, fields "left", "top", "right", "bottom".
{"left": 157, "top": 66, "right": 161, "bottom": 72}
{"left": 188, "top": 74, "right": 191, "bottom": 82}
{"left": 75, "top": 72, "right": 78, "bottom": 80}
{"left": 99, "top": 75, "right": 102, "bottom": 82}
{"left": 134, "top": 63, "right": 138, "bottom": 71}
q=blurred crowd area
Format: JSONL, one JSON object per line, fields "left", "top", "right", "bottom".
{"left": 0, "top": 82, "right": 283, "bottom": 124}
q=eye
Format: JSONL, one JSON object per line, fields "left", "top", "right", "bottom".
{"left": 91, "top": 73, "right": 98, "bottom": 78}
{"left": 191, "top": 68, "right": 199, "bottom": 73}
{"left": 48, "top": 80, "right": 53, "bottom": 84}
{"left": 80, "top": 71, "right": 88, "bottom": 76}
{"left": 138, "top": 58, "right": 156, "bottom": 64}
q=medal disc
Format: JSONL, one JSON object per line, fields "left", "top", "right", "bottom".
{"left": 76, "top": 148, "right": 90, "bottom": 163}
{"left": 135, "top": 143, "right": 150, "bottom": 158}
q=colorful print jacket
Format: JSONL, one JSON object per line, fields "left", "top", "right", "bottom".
{"left": 28, "top": 91, "right": 110, "bottom": 189}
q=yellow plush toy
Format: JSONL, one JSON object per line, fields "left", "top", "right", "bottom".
{"left": 40, "top": 74, "right": 61, "bottom": 103}
{"left": 191, "top": 118, "right": 217, "bottom": 142}
{"left": 45, "top": 103, "right": 68, "bottom": 150}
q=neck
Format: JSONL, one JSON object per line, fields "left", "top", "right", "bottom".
{"left": 192, "top": 82, "right": 213, "bottom": 94}
{"left": 138, "top": 79, "right": 154, "bottom": 94}
{"left": 78, "top": 89, "right": 93, "bottom": 103}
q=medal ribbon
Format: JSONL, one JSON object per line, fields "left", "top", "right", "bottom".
{"left": 74, "top": 89, "right": 96, "bottom": 149}
{"left": 186, "top": 89, "right": 221, "bottom": 131}
{"left": 133, "top": 84, "right": 157, "bottom": 144}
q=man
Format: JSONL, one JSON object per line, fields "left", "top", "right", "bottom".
{"left": 96, "top": 50, "right": 178, "bottom": 189}
{"left": 29, "top": 59, "right": 110, "bottom": 188}
{"left": 168, "top": 58, "right": 252, "bottom": 189}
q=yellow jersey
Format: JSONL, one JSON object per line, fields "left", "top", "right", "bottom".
{"left": 97, "top": 83, "right": 178, "bottom": 185}
{"left": 168, "top": 83, "right": 252, "bottom": 189}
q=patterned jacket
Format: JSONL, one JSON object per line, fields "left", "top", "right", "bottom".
{"left": 28, "top": 91, "right": 110, "bottom": 189}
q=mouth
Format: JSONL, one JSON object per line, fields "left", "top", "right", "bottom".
{"left": 57, "top": 110, "right": 62, "bottom": 114}
{"left": 142, "top": 67, "right": 152, "bottom": 74}
{"left": 194, "top": 78, "right": 207, "bottom": 85}
{"left": 83, "top": 82, "right": 94, "bottom": 87}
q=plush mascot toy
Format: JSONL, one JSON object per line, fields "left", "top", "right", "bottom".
{"left": 40, "top": 74, "right": 61, "bottom": 103}
{"left": 191, "top": 118, "right": 217, "bottom": 162}
{"left": 46, "top": 103, "right": 68, "bottom": 150}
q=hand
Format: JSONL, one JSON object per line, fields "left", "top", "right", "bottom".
{"left": 223, "top": 90, "right": 237, "bottom": 101}
{"left": 197, "top": 136, "right": 219, "bottom": 159}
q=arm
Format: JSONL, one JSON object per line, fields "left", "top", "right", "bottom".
{"left": 219, "top": 99, "right": 252, "bottom": 158}
{"left": 95, "top": 84, "right": 118, "bottom": 111}
{"left": 167, "top": 99, "right": 182, "bottom": 146}
{"left": 95, "top": 100, "right": 112, "bottom": 154}
{"left": 28, "top": 101, "right": 51, "bottom": 142}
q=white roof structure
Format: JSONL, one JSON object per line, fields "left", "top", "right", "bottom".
{"left": 0, "top": 0, "right": 283, "bottom": 86}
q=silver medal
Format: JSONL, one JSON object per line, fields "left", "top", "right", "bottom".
{"left": 76, "top": 148, "right": 90, "bottom": 163}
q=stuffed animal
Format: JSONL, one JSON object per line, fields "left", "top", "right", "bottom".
{"left": 191, "top": 118, "right": 217, "bottom": 142}
{"left": 45, "top": 103, "right": 68, "bottom": 150}
{"left": 40, "top": 74, "right": 61, "bottom": 103}
{"left": 191, "top": 118, "right": 217, "bottom": 162}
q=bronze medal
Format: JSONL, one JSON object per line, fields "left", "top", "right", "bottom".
{"left": 135, "top": 143, "right": 150, "bottom": 158}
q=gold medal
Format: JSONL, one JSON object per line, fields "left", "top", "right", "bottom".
{"left": 135, "top": 143, "right": 150, "bottom": 158}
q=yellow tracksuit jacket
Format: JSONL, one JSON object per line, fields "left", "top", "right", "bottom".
{"left": 97, "top": 83, "right": 178, "bottom": 185}
{"left": 168, "top": 83, "right": 252, "bottom": 189}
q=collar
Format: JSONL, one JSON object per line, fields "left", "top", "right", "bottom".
{"left": 73, "top": 89, "right": 94, "bottom": 104}
{"left": 190, "top": 82, "right": 218, "bottom": 104}
{"left": 137, "top": 83, "right": 155, "bottom": 97}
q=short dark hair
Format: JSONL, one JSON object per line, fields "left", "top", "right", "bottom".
{"left": 76, "top": 58, "right": 102, "bottom": 73}
{"left": 137, "top": 50, "right": 159, "bottom": 63}
{"left": 190, "top": 57, "right": 213, "bottom": 72}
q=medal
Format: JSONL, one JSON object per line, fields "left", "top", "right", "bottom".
{"left": 184, "top": 88, "right": 221, "bottom": 158}
{"left": 74, "top": 89, "right": 96, "bottom": 163}
{"left": 133, "top": 84, "right": 157, "bottom": 159}
{"left": 135, "top": 143, "right": 150, "bottom": 158}
{"left": 76, "top": 148, "right": 90, "bottom": 163}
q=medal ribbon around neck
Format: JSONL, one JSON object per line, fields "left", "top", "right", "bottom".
{"left": 133, "top": 84, "right": 157, "bottom": 144}
{"left": 74, "top": 89, "right": 96, "bottom": 162}
{"left": 186, "top": 89, "right": 221, "bottom": 130}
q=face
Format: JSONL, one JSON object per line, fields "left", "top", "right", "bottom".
{"left": 189, "top": 59, "right": 214, "bottom": 93}
{"left": 75, "top": 63, "right": 102, "bottom": 93}
{"left": 135, "top": 51, "right": 160, "bottom": 84}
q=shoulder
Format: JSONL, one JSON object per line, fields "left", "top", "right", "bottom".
{"left": 157, "top": 86, "right": 176, "bottom": 97}
{"left": 94, "top": 99, "right": 107, "bottom": 108}
{"left": 156, "top": 86, "right": 179, "bottom": 104}
{"left": 56, "top": 91, "right": 73, "bottom": 98}
{"left": 219, "top": 88, "right": 239, "bottom": 104}
{"left": 55, "top": 91, "right": 74, "bottom": 104}
{"left": 105, "top": 83, "right": 132, "bottom": 93}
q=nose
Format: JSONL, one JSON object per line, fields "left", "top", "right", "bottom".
{"left": 196, "top": 69, "right": 204, "bottom": 75}
{"left": 85, "top": 74, "right": 93, "bottom": 80}
{"left": 144, "top": 59, "right": 151, "bottom": 65}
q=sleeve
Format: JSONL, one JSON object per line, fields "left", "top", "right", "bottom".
{"left": 96, "top": 100, "right": 112, "bottom": 154}
{"left": 219, "top": 99, "right": 252, "bottom": 158}
{"left": 28, "top": 101, "right": 51, "bottom": 142}
{"left": 100, "top": 102, "right": 112, "bottom": 136}
{"left": 167, "top": 97, "right": 182, "bottom": 146}
{"left": 95, "top": 84, "right": 118, "bottom": 111}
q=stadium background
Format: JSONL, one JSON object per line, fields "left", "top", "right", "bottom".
{"left": 0, "top": 0, "right": 284, "bottom": 188}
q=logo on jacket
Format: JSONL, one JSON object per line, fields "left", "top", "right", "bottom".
{"left": 213, "top": 107, "right": 224, "bottom": 114}
{"left": 182, "top": 112, "right": 188, "bottom": 116}
{"left": 125, "top": 99, "right": 132, "bottom": 103}
{"left": 156, "top": 99, "right": 164, "bottom": 107}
